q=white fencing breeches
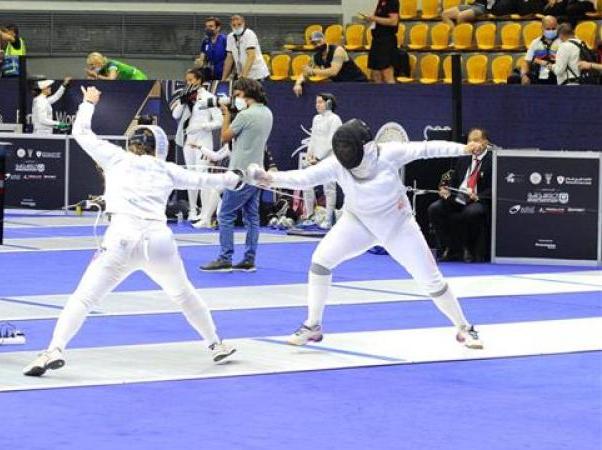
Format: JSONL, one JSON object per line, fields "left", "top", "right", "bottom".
{"left": 303, "top": 182, "right": 336, "bottom": 222}
{"left": 306, "top": 211, "right": 469, "bottom": 328}
{"left": 48, "top": 218, "right": 219, "bottom": 351}
{"left": 199, "top": 187, "right": 221, "bottom": 225}
{"left": 183, "top": 145, "right": 207, "bottom": 215}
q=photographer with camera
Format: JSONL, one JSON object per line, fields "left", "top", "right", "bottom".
{"left": 195, "top": 17, "right": 227, "bottom": 81}
{"left": 170, "top": 68, "right": 222, "bottom": 222}
{"left": 427, "top": 128, "right": 492, "bottom": 263}
{"left": 201, "top": 78, "right": 273, "bottom": 273}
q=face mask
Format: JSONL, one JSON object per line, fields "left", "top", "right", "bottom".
{"left": 205, "top": 29, "right": 215, "bottom": 37}
{"left": 234, "top": 96, "right": 248, "bottom": 111}
{"left": 543, "top": 30, "right": 557, "bottom": 40}
{"left": 315, "top": 43, "right": 327, "bottom": 53}
{"left": 233, "top": 27, "right": 244, "bottom": 36}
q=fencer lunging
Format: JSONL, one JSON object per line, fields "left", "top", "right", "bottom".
{"left": 23, "top": 87, "right": 241, "bottom": 377}
{"left": 302, "top": 93, "right": 342, "bottom": 227}
{"left": 249, "top": 119, "right": 485, "bottom": 349}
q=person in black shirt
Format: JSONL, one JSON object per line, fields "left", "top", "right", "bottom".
{"left": 361, "top": 0, "right": 400, "bottom": 83}
{"left": 293, "top": 31, "right": 366, "bottom": 97}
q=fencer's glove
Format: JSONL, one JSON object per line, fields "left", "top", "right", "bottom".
{"left": 224, "top": 169, "right": 245, "bottom": 191}
{"left": 246, "top": 163, "right": 271, "bottom": 186}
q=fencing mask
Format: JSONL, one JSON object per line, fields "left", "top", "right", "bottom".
{"left": 332, "top": 119, "right": 372, "bottom": 170}
{"left": 127, "top": 125, "right": 169, "bottom": 161}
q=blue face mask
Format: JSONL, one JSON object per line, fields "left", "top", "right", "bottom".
{"left": 544, "top": 29, "right": 557, "bottom": 40}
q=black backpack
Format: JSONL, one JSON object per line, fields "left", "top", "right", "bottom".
{"left": 565, "top": 39, "right": 601, "bottom": 85}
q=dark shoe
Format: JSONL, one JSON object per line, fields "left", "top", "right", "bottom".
{"left": 463, "top": 248, "right": 475, "bottom": 263}
{"left": 232, "top": 260, "right": 256, "bottom": 272}
{"left": 438, "top": 248, "right": 461, "bottom": 262}
{"left": 200, "top": 259, "right": 232, "bottom": 272}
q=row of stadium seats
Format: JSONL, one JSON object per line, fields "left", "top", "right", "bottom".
{"left": 264, "top": 51, "right": 524, "bottom": 84}
{"left": 398, "top": 0, "right": 602, "bottom": 20}
{"left": 286, "top": 21, "right": 600, "bottom": 53}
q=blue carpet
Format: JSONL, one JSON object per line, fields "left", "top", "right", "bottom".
{"left": 3, "top": 291, "right": 600, "bottom": 353}
{"left": 2, "top": 351, "right": 600, "bottom": 450}
{"left": 0, "top": 240, "right": 596, "bottom": 297}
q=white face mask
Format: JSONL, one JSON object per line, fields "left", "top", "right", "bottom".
{"left": 233, "top": 26, "right": 244, "bottom": 36}
{"left": 543, "top": 29, "right": 557, "bottom": 40}
{"left": 234, "top": 96, "right": 248, "bottom": 111}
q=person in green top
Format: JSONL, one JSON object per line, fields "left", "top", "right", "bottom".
{"left": 85, "top": 52, "right": 148, "bottom": 80}
{"left": 0, "top": 24, "right": 26, "bottom": 56}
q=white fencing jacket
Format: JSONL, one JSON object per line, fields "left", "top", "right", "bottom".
{"left": 32, "top": 86, "right": 65, "bottom": 134}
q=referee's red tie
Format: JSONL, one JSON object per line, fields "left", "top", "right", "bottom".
{"left": 467, "top": 158, "right": 481, "bottom": 190}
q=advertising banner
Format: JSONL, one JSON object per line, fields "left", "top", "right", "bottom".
{"left": 494, "top": 150, "right": 601, "bottom": 263}
{"left": 3, "top": 137, "right": 67, "bottom": 210}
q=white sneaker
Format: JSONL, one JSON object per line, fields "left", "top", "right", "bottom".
{"left": 456, "top": 325, "right": 484, "bottom": 349}
{"left": 209, "top": 342, "right": 236, "bottom": 363}
{"left": 23, "top": 348, "right": 65, "bottom": 376}
{"left": 192, "top": 219, "right": 212, "bottom": 229}
{"left": 188, "top": 211, "right": 200, "bottom": 222}
{"left": 287, "top": 323, "right": 323, "bottom": 346}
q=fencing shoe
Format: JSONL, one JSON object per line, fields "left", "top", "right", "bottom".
{"left": 287, "top": 323, "right": 323, "bottom": 345}
{"left": 456, "top": 325, "right": 484, "bottom": 349}
{"left": 209, "top": 342, "right": 236, "bottom": 363}
{"left": 23, "top": 348, "right": 65, "bottom": 376}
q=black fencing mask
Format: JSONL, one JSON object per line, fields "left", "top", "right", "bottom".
{"left": 332, "top": 119, "right": 373, "bottom": 169}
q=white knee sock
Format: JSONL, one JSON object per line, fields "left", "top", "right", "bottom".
{"left": 431, "top": 285, "right": 469, "bottom": 329}
{"left": 305, "top": 272, "right": 332, "bottom": 326}
{"left": 180, "top": 295, "right": 220, "bottom": 345}
{"left": 48, "top": 298, "right": 89, "bottom": 351}
{"left": 188, "top": 189, "right": 199, "bottom": 216}
{"left": 304, "top": 190, "right": 315, "bottom": 218}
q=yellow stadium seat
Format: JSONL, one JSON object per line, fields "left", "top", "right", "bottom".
{"left": 408, "top": 23, "right": 429, "bottom": 50}
{"left": 522, "top": 21, "right": 541, "bottom": 48}
{"left": 443, "top": 0, "right": 462, "bottom": 10}
{"left": 422, "top": 0, "right": 440, "bottom": 19}
{"left": 400, "top": 0, "right": 419, "bottom": 19}
{"left": 476, "top": 23, "right": 497, "bottom": 50}
{"left": 419, "top": 54, "right": 441, "bottom": 84}
{"left": 354, "top": 53, "right": 370, "bottom": 78}
{"left": 575, "top": 21, "right": 597, "bottom": 49}
{"left": 269, "top": 54, "right": 291, "bottom": 81}
{"left": 290, "top": 54, "right": 311, "bottom": 81}
{"left": 365, "top": 27, "right": 373, "bottom": 50}
{"left": 501, "top": 23, "right": 522, "bottom": 50}
{"left": 515, "top": 55, "right": 525, "bottom": 70}
{"left": 430, "top": 23, "right": 451, "bottom": 50}
{"left": 325, "top": 24, "right": 344, "bottom": 45}
{"left": 397, "top": 23, "right": 407, "bottom": 47}
{"left": 466, "top": 54, "right": 488, "bottom": 84}
{"left": 491, "top": 55, "right": 513, "bottom": 83}
{"left": 301, "top": 24, "right": 323, "bottom": 50}
{"left": 345, "top": 24, "right": 365, "bottom": 50}
{"left": 397, "top": 54, "right": 418, "bottom": 82}
{"left": 263, "top": 54, "right": 271, "bottom": 66}
{"left": 453, "top": 23, "right": 474, "bottom": 50}
{"left": 443, "top": 55, "right": 452, "bottom": 83}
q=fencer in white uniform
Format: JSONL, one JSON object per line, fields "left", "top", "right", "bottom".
{"left": 303, "top": 93, "right": 342, "bottom": 227}
{"left": 31, "top": 78, "right": 70, "bottom": 134}
{"left": 23, "top": 87, "right": 241, "bottom": 377}
{"left": 170, "top": 69, "right": 222, "bottom": 221}
{"left": 249, "top": 119, "right": 484, "bottom": 349}
{"left": 192, "top": 144, "right": 231, "bottom": 228}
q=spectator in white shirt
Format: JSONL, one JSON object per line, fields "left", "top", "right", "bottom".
{"left": 31, "top": 78, "right": 71, "bottom": 134}
{"left": 535, "top": 23, "right": 582, "bottom": 85}
{"left": 221, "top": 15, "right": 269, "bottom": 81}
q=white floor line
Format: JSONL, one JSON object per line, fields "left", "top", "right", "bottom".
{"left": 0, "top": 270, "right": 599, "bottom": 322}
{"left": 0, "top": 232, "right": 318, "bottom": 253}
{"left": 1, "top": 317, "right": 599, "bottom": 392}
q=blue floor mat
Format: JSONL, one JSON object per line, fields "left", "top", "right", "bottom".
{"left": 2, "top": 351, "right": 600, "bottom": 450}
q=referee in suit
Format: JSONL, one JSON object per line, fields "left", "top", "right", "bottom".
{"left": 427, "top": 128, "right": 492, "bottom": 263}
